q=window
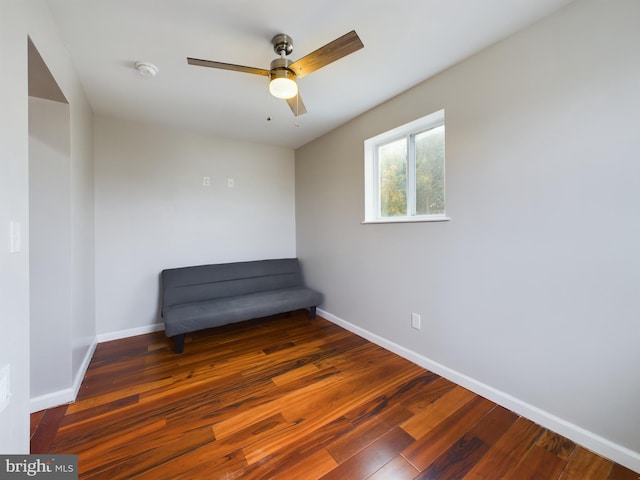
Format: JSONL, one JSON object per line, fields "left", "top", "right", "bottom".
{"left": 364, "top": 109, "right": 448, "bottom": 223}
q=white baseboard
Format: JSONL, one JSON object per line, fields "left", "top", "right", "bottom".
{"left": 318, "top": 308, "right": 640, "bottom": 474}
{"left": 29, "top": 387, "right": 75, "bottom": 414}
{"left": 30, "top": 323, "right": 164, "bottom": 413}
{"left": 30, "top": 337, "right": 97, "bottom": 413}
{"left": 73, "top": 338, "right": 98, "bottom": 397}
{"left": 96, "top": 322, "right": 164, "bottom": 343}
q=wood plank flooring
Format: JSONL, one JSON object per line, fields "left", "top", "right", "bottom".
{"left": 31, "top": 312, "right": 638, "bottom": 479}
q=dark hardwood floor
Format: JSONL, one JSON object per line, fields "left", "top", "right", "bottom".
{"left": 31, "top": 312, "right": 638, "bottom": 479}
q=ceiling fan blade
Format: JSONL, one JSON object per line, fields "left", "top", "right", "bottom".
{"left": 286, "top": 93, "right": 307, "bottom": 116}
{"left": 288, "top": 30, "right": 363, "bottom": 79}
{"left": 187, "top": 57, "right": 270, "bottom": 77}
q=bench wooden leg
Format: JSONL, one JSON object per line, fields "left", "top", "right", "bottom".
{"left": 309, "top": 306, "right": 317, "bottom": 320}
{"left": 173, "top": 334, "right": 185, "bottom": 354}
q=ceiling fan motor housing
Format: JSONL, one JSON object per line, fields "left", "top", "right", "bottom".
{"left": 270, "top": 57, "right": 293, "bottom": 73}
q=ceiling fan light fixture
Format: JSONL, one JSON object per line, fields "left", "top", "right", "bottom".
{"left": 269, "top": 68, "right": 297, "bottom": 99}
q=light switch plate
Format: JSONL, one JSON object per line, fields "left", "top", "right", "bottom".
{"left": 0, "top": 364, "right": 10, "bottom": 413}
{"left": 9, "top": 221, "right": 21, "bottom": 253}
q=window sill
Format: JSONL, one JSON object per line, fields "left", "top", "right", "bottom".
{"left": 362, "top": 215, "right": 451, "bottom": 225}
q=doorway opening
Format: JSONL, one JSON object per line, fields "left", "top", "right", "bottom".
{"left": 28, "top": 37, "right": 72, "bottom": 406}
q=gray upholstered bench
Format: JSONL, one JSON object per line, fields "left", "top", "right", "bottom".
{"left": 160, "top": 258, "right": 323, "bottom": 353}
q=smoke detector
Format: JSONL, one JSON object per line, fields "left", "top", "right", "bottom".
{"left": 135, "top": 61, "right": 159, "bottom": 77}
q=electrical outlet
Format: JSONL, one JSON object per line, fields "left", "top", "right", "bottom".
{"left": 411, "top": 312, "right": 421, "bottom": 330}
{"left": 202, "top": 176, "right": 211, "bottom": 187}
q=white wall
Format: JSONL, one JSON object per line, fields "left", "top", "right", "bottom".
{"left": 0, "top": 0, "right": 95, "bottom": 447}
{"left": 29, "top": 97, "right": 72, "bottom": 399}
{"left": 94, "top": 117, "right": 296, "bottom": 336}
{"left": 296, "top": 0, "right": 640, "bottom": 472}
{"left": 0, "top": 0, "right": 31, "bottom": 454}
{"left": 27, "top": 30, "right": 95, "bottom": 415}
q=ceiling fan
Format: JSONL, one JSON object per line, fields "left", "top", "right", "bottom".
{"left": 187, "top": 30, "right": 364, "bottom": 116}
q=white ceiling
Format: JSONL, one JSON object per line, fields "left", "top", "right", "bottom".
{"left": 46, "top": 0, "right": 574, "bottom": 149}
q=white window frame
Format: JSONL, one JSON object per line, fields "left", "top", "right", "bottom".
{"left": 363, "top": 109, "right": 449, "bottom": 224}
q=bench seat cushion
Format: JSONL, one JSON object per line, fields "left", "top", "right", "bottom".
{"left": 162, "top": 286, "right": 322, "bottom": 337}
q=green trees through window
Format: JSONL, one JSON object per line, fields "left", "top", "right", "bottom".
{"left": 379, "top": 138, "right": 407, "bottom": 217}
{"left": 416, "top": 125, "right": 445, "bottom": 216}
{"left": 364, "top": 109, "right": 446, "bottom": 223}
{"left": 377, "top": 124, "right": 444, "bottom": 218}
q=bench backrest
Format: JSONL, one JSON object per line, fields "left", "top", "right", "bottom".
{"left": 161, "top": 258, "right": 303, "bottom": 309}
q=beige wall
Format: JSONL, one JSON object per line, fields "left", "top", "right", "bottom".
{"left": 295, "top": 0, "right": 640, "bottom": 471}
